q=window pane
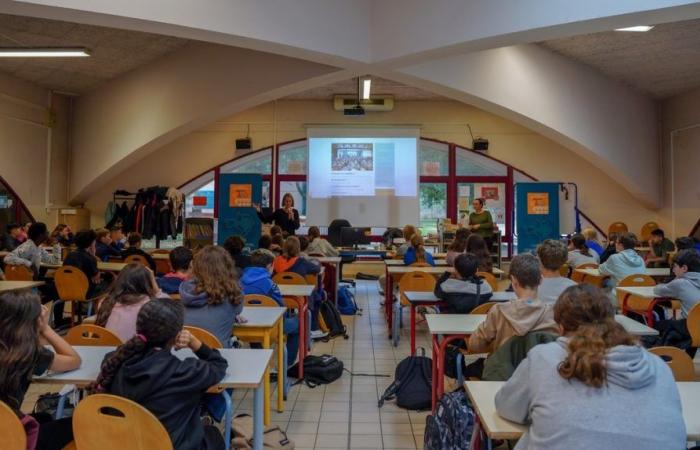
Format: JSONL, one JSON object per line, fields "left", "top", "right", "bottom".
{"left": 457, "top": 182, "right": 506, "bottom": 234}
{"left": 262, "top": 181, "right": 270, "bottom": 208}
{"left": 419, "top": 183, "right": 447, "bottom": 233}
{"left": 0, "top": 182, "right": 16, "bottom": 233}
{"left": 456, "top": 148, "right": 506, "bottom": 176}
{"left": 419, "top": 141, "right": 449, "bottom": 176}
{"left": 279, "top": 181, "right": 307, "bottom": 217}
{"left": 185, "top": 180, "right": 215, "bottom": 218}
{"left": 224, "top": 149, "right": 272, "bottom": 174}
{"left": 278, "top": 142, "right": 308, "bottom": 175}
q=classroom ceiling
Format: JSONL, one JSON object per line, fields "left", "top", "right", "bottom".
{"left": 540, "top": 18, "right": 700, "bottom": 99}
{"left": 0, "top": 13, "right": 189, "bottom": 95}
{"left": 283, "top": 76, "right": 446, "bottom": 101}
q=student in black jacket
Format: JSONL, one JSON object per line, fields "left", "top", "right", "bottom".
{"left": 93, "top": 298, "right": 227, "bottom": 450}
{"left": 435, "top": 253, "right": 493, "bottom": 313}
{"left": 0, "top": 222, "right": 22, "bottom": 251}
{"left": 121, "top": 232, "right": 157, "bottom": 271}
{"left": 64, "top": 230, "right": 113, "bottom": 299}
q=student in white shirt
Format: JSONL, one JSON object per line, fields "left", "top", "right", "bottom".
{"left": 3, "top": 222, "right": 61, "bottom": 272}
{"left": 566, "top": 233, "right": 599, "bottom": 268}
{"left": 306, "top": 226, "right": 339, "bottom": 257}
{"left": 536, "top": 239, "right": 576, "bottom": 305}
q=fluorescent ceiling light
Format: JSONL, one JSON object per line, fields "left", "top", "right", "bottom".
{"left": 0, "top": 47, "right": 90, "bottom": 57}
{"left": 614, "top": 25, "right": 654, "bottom": 32}
{"left": 362, "top": 78, "right": 371, "bottom": 100}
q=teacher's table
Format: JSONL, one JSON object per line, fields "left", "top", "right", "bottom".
{"left": 0, "top": 280, "right": 44, "bottom": 292}
{"left": 35, "top": 346, "right": 273, "bottom": 450}
{"left": 278, "top": 283, "right": 314, "bottom": 378}
{"left": 233, "top": 306, "right": 286, "bottom": 426}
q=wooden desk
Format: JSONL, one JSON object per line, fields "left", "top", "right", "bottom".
{"left": 35, "top": 346, "right": 272, "bottom": 450}
{"left": 233, "top": 306, "right": 285, "bottom": 426}
{"left": 97, "top": 261, "right": 128, "bottom": 272}
{"left": 385, "top": 259, "right": 448, "bottom": 266}
{"left": 0, "top": 280, "right": 44, "bottom": 292}
{"left": 150, "top": 253, "right": 170, "bottom": 260}
{"left": 277, "top": 283, "right": 313, "bottom": 376}
{"left": 617, "top": 286, "right": 657, "bottom": 298}
{"left": 314, "top": 256, "right": 340, "bottom": 306}
{"left": 616, "top": 285, "right": 673, "bottom": 325}
{"left": 278, "top": 284, "right": 314, "bottom": 297}
{"left": 576, "top": 268, "right": 670, "bottom": 278}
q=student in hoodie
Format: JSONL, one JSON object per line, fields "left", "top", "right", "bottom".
{"left": 435, "top": 253, "right": 492, "bottom": 313}
{"left": 94, "top": 227, "right": 121, "bottom": 262}
{"left": 536, "top": 239, "right": 577, "bottom": 305}
{"left": 306, "top": 226, "right": 339, "bottom": 257}
{"left": 599, "top": 232, "right": 646, "bottom": 290}
{"left": 94, "top": 298, "right": 228, "bottom": 450}
{"left": 468, "top": 253, "right": 557, "bottom": 353}
{"left": 157, "top": 246, "right": 193, "bottom": 295}
{"left": 645, "top": 228, "right": 675, "bottom": 268}
{"left": 180, "top": 245, "right": 245, "bottom": 348}
{"left": 121, "top": 232, "right": 157, "bottom": 271}
{"left": 566, "top": 233, "right": 599, "bottom": 267}
{"left": 445, "top": 228, "right": 471, "bottom": 267}
{"left": 223, "top": 235, "right": 251, "bottom": 274}
{"left": 654, "top": 249, "right": 700, "bottom": 319}
{"left": 240, "top": 249, "right": 300, "bottom": 366}
{"left": 403, "top": 233, "right": 435, "bottom": 266}
{"left": 495, "top": 284, "right": 685, "bottom": 450}
{"left": 97, "top": 263, "right": 167, "bottom": 342}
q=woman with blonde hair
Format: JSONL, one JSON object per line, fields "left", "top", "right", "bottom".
{"left": 403, "top": 234, "right": 435, "bottom": 266}
{"left": 581, "top": 227, "right": 604, "bottom": 257}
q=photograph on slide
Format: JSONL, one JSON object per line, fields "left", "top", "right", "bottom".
{"left": 331, "top": 143, "right": 374, "bottom": 171}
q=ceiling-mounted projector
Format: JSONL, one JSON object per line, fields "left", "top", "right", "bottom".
{"left": 344, "top": 105, "right": 365, "bottom": 116}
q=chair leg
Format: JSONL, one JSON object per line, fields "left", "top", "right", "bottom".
{"left": 456, "top": 353, "right": 465, "bottom": 387}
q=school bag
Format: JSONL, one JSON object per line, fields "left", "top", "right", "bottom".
{"left": 318, "top": 299, "right": 349, "bottom": 340}
{"left": 337, "top": 285, "right": 361, "bottom": 315}
{"left": 423, "top": 389, "right": 475, "bottom": 450}
{"left": 292, "top": 354, "right": 344, "bottom": 388}
{"left": 378, "top": 348, "right": 432, "bottom": 410}
{"left": 232, "top": 414, "right": 295, "bottom": 449}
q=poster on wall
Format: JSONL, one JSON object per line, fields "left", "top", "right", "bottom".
{"left": 229, "top": 184, "right": 253, "bottom": 207}
{"left": 481, "top": 186, "right": 499, "bottom": 201}
{"left": 527, "top": 192, "right": 550, "bottom": 215}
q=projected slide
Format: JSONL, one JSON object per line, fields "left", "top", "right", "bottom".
{"left": 330, "top": 143, "right": 375, "bottom": 196}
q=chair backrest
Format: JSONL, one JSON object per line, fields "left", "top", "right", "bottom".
{"left": 73, "top": 394, "right": 173, "bottom": 450}
{"left": 273, "top": 271, "right": 308, "bottom": 285}
{"left": 243, "top": 294, "right": 280, "bottom": 307}
{"left": 183, "top": 326, "right": 223, "bottom": 349}
{"left": 124, "top": 254, "right": 149, "bottom": 267}
{"left": 617, "top": 273, "right": 656, "bottom": 308}
{"left": 327, "top": 219, "right": 351, "bottom": 247}
{"left": 3, "top": 264, "right": 34, "bottom": 281}
{"left": 608, "top": 221, "right": 629, "bottom": 236}
{"left": 154, "top": 259, "right": 172, "bottom": 276}
{"left": 559, "top": 264, "right": 570, "bottom": 278}
{"left": 55, "top": 265, "right": 90, "bottom": 301}
{"left": 150, "top": 249, "right": 170, "bottom": 254}
{"left": 649, "top": 346, "right": 695, "bottom": 381}
{"left": 398, "top": 271, "right": 437, "bottom": 305}
{"left": 470, "top": 302, "right": 497, "bottom": 315}
{"left": 618, "top": 273, "right": 656, "bottom": 287}
{"left": 65, "top": 324, "right": 123, "bottom": 346}
{"left": 687, "top": 303, "right": 700, "bottom": 347}
{"left": 476, "top": 271, "right": 498, "bottom": 291}
{"left": 570, "top": 262, "right": 599, "bottom": 283}
{"left": 640, "top": 221, "right": 660, "bottom": 243}
{"left": 0, "top": 401, "right": 26, "bottom": 450}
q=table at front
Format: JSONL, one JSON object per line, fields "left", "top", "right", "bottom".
{"left": 278, "top": 283, "right": 314, "bottom": 379}
{"left": 465, "top": 381, "right": 700, "bottom": 449}
{"left": 35, "top": 346, "right": 273, "bottom": 450}
{"left": 0, "top": 280, "right": 44, "bottom": 292}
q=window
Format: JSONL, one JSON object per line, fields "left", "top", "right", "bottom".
{"left": 183, "top": 172, "right": 215, "bottom": 219}
{"left": 456, "top": 147, "right": 507, "bottom": 176}
{"left": 280, "top": 181, "right": 307, "bottom": 217}
{"left": 419, "top": 141, "right": 449, "bottom": 176}
{"left": 419, "top": 183, "right": 447, "bottom": 233}
{"left": 222, "top": 149, "right": 272, "bottom": 175}
{"left": 278, "top": 141, "right": 308, "bottom": 175}
{"left": 0, "top": 177, "right": 33, "bottom": 235}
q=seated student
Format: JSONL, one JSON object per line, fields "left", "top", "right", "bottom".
{"left": 445, "top": 228, "right": 471, "bottom": 267}
{"left": 270, "top": 225, "right": 283, "bottom": 238}
{"left": 258, "top": 234, "right": 273, "bottom": 251}
{"left": 50, "top": 224, "right": 73, "bottom": 247}
{"left": 599, "top": 232, "right": 619, "bottom": 264}
{"left": 94, "top": 299, "right": 228, "bottom": 450}
{"left": 468, "top": 254, "right": 557, "bottom": 353}
{"left": 3, "top": 222, "right": 62, "bottom": 272}
{"left": 270, "top": 234, "right": 284, "bottom": 255}
{"left": 646, "top": 228, "right": 675, "bottom": 268}
{"left": 403, "top": 234, "right": 435, "bottom": 266}
{"left": 675, "top": 236, "right": 696, "bottom": 251}
{"left": 109, "top": 226, "right": 126, "bottom": 252}
{"left": 654, "top": 249, "right": 700, "bottom": 319}
{"left": 17, "top": 221, "right": 31, "bottom": 244}
{"left": 566, "top": 233, "right": 599, "bottom": 267}
{"left": 435, "top": 253, "right": 492, "bottom": 313}
{"left": 396, "top": 225, "right": 417, "bottom": 256}
{"left": 180, "top": 245, "right": 244, "bottom": 348}
{"left": 240, "top": 249, "right": 300, "bottom": 366}
{"left": 96, "top": 263, "right": 165, "bottom": 342}
{"left": 157, "top": 246, "right": 193, "bottom": 295}
{"left": 223, "top": 235, "right": 251, "bottom": 273}
{"left": 298, "top": 235, "right": 312, "bottom": 258}
{"left": 581, "top": 227, "right": 604, "bottom": 257}
{"left": 94, "top": 227, "right": 121, "bottom": 262}
{"left": 307, "top": 226, "right": 339, "bottom": 257}
{"left": 120, "top": 232, "right": 156, "bottom": 271}
{"left": 64, "top": 229, "right": 113, "bottom": 298}
{"left": 0, "top": 289, "right": 81, "bottom": 450}
{"left": 536, "top": 239, "right": 577, "bottom": 305}
{"left": 495, "top": 284, "right": 685, "bottom": 450}
{"left": 599, "top": 233, "right": 646, "bottom": 289}
{"left": 466, "top": 234, "right": 493, "bottom": 273}
{"left": 0, "top": 222, "right": 22, "bottom": 251}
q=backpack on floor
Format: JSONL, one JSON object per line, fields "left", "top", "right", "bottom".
{"left": 378, "top": 348, "right": 432, "bottom": 411}
{"left": 318, "top": 300, "right": 349, "bottom": 340}
{"left": 231, "top": 414, "right": 295, "bottom": 449}
{"left": 424, "top": 389, "right": 475, "bottom": 450}
{"left": 337, "top": 286, "right": 361, "bottom": 315}
{"left": 290, "top": 354, "right": 344, "bottom": 388}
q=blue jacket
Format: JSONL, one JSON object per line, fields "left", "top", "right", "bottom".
{"left": 240, "top": 267, "right": 283, "bottom": 306}
{"left": 586, "top": 239, "right": 605, "bottom": 257}
{"left": 179, "top": 278, "right": 242, "bottom": 348}
{"left": 403, "top": 247, "right": 435, "bottom": 266}
{"left": 95, "top": 241, "right": 121, "bottom": 262}
{"left": 157, "top": 274, "right": 186, "bottom": 295}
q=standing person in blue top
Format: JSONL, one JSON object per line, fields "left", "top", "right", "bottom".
{"left": 403, "top": 234, "right": 435, "bottom": 266}
{"left": 240, "top": 249, "right": 300, "bottom": 367}
{"left": 254, "top": 193, "right": 300, "bottom": 236}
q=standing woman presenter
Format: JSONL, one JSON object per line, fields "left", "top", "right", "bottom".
{"left": 255, "top": 192, "right": 300, "bottom": 236}
{"left": 468, "top": 198, "right": 495, "bottom": 250}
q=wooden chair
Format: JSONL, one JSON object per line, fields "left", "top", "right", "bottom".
{"left": 124, "top": 254, "right": 149, "bottom": 267}
{"left": 476, "top": 271, "right": 498, "bottom": 291}
{"left": 571, "top": 263, "right": 599, "bottom": 284}
{"left": 608, "top": 221, "right": 629, "bottom": 236}
{"left": 393, "top": 271, "right": 437, "bottom": 345}
{"left": 640, "top": 221, "right": 660, "bottom": 243}
{"left": 243, "top": 294, "right": 280, "bottom": 308}
{"left": 54, "top": 266, "right": 93, "bottom": 325}
{"left": 649, "top": 346, "right": 696, "bottom": 381}
{"left": 618, "top": 274, "right": 656, "bottom": 323}
{"left": 72, "top": 394, "right": 172, "bottom": 450}
{"left": 273, "top": 272, "right": 308, "bottom": 285}
{"left": 559, "top": 264, "right": 571, "bottom": 278}
{"left": 470, "top": 302, "right": 497, "bottom": 314}
{"left": 65, "top": 324, "right": 123, "bottom": 346}
{"left": 183, "top": 325, "right": 222, "bottom": 349}
{"left": 0, "top": 400, "right": 25, "bottom": 450}
{"left": 3, "top": 264, "right": 34, "bottom": 281}
{"left": 687, "top": 302, "right": 700, "bottom": 347}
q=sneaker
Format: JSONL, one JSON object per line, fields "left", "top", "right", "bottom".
{"left": 310, "top": 329, "right": 328, "bottom": 339}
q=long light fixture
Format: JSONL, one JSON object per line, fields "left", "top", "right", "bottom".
{"left": 614, "top": 25, "right": 654, "bottom": 32}
{"left": 362, "top": 78, "right": 372, "bottom": 100}
{"left": 0, "top": 47, "right": 90, "bottom": 57}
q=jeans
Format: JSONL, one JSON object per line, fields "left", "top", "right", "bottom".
{"left": 284, "top": 316, "right": 300, "bottom": 366}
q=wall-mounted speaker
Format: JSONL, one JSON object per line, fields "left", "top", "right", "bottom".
{"left": 473, "top": 138, "right": 489, "bottom": 151}
{"left": 235, "top": 138, "right": 251, "bottom": 150}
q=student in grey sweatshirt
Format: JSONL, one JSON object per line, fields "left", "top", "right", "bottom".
{"left": 599, "top": 232, "right": 646, "bottom": 287}
{"left": 654, "top": 249, "right": 700, "bottom": 318}
{"left": 536, "top": 239, "right": 576, "bottom": 305}
{"left": 495, "top": 284, "right": 685, "bottom": 450}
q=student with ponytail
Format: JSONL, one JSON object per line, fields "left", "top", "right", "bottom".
{"left": 566, "top": 232, "right": 599, "bottom": 267}
{"left": 403, "top": 233, "right": 435, "bottom": 266}
{"left": 495, "top": 284, "right": 685, "bottom": 450}
{"left": 94, "top": 298, "right": 228, "bottom": 450}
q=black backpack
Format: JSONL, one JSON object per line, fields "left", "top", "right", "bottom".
{"left": 424, "top": 389, "right": 475, "bottom": 450}
{"left": 293, "top": 354, "right": 344, "bottom": 388}
{"left": 378, "top": 349, "right": 432, "bottom": 410}
{"left": 318, "top": 300, "right": 349, "bottom": 340}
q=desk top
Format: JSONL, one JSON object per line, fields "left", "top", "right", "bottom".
{"left": 238, "top": 306, "right": 286, "bottom": 328}
{"left": 315, "top": 256, "right": 341, "bottom": 264}
{"left": 34, "top": 346, "right": 272, "bottom": 389}
{"left": 403, "top": 291, "right": 516, "bottom": 303}
{"left": 278, "top": 284, "right": 314, "bottom": 297}
{"left": 385, "top": 259, "right": 448, "bottom": 266}
{"left": 388, "top": 266, "right": 454, "bottom": 275}
{"left": 575, "top": 268, "right": 669, "bottom": 277}
{"left": 616, "top": 286, "right": 658, "bottom": 299}
{"left": 614, "top": 314, "right": 658, "bottom": 336}
{"left": 0, "top": 280, "right": 44, "bottom": 292}
{"left": 151, "top": 253, "right": 170, "bottom": 260}
{"left": 97, "top": 262, "right": 128, "bottom": 272}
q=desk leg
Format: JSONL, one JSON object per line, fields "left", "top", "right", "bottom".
{"left": 263, "top": 332, "right": 271, "bottom": 426}
{"left": 436, "top": 335, "right": 465, "bottom": 403}
{"left": 277, "top": 318, "right": 284, "bottom": 413}
{"left": 222, "top": 389, "right": 233, "bottom": 450}
{"left": 253, "top": 384, "right": 264, "bottom": 450}
{"left": 410, "top": 304, "right": 417, "bottom": 356}
{"left": 334, "top": 262, "right": 340, "bottom": 307}
{"left": 385, "top": 273, "right": 393, "bottom": 336}
{"left": 431, "top": 334, "right": 439, "bottom": 411}
{"left": 298, "top": 302, "right": 306, "bottom": 380}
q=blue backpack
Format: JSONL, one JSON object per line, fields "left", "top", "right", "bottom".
{"left": 337, "top": 286, "right": 360, "bottom": 315}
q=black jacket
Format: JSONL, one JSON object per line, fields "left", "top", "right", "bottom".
{"left": 106, "top": 344, "right": 227, "bottom": 450}
{"left": 0, "top": 233, "right": 20, "bottom": 251}
{"left": 257, "top": 208, "right": 300, "bottom": 235}
{"left": 434, "top": 271, "right": 492, "bottom": 314}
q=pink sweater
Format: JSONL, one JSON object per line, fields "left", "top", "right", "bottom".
{"left": 105, "top": 295, "right": 151, "bottom": 342}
